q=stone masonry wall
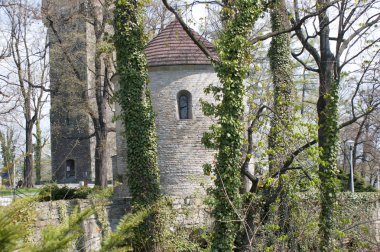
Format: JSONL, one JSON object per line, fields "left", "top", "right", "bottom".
{"left": 30, "top": 197, "right": 211, "bottom": 251}
{"left": 115, "top": 65, "right": 218, "bottom": 201}
{"left": 150, "top": 65, "right": 217, "bottom": 199}
{"left": 31, "top": 199, "right": 129, "bottom": 251}
{"left": 43, "top": 0, "right": 116, "bottom": 183}
{"left": 44, "top": 0, "right": 92, "bottom": 183}
{"left": 27, "top": 193, "right": 380, "bottom": 251}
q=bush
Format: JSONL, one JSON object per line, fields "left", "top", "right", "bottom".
{"left": 39, "top": 184, "right": 93, "bottom": 201}
{"left": 337, "top": 171, "right": 377, "bottom": 192}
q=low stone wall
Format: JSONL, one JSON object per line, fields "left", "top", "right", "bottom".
{"left": 31, "top": 198, "right": 129, "bottom": 251}
{"left": 171, "top": 196, "right": 212, "bottom": 227}
{"left": 30, "top": 196, "right": 211, "bottom": 251}
{"left": 30, "top": 193, "right": 380, "bottom": 251}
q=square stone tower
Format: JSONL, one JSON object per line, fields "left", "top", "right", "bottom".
{"left": 42, "top": 0, "right": 115, "bottom": 183}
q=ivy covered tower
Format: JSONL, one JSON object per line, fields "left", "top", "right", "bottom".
{"left": 114, "top": 20, "right": 218, "bottom": 199}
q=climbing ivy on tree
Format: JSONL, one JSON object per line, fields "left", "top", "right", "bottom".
{"left": 202, "top": 0, "right": 264, "bottom": 250}
{"left": 267, "top": 0, "right": 294, "bottom": 174}
{"left": 34, "top": 119, "right": 47, "bottom": 184}
{"left": 316, "top": 2, "right": 340, "bottom": 249}
{"left": 263, "top": 0, "right": 296, "bottom": 248}
{"left": 114, "top": 0, "right": 161, "bottom": 249}
{"left": 0, "top": 129, "right": 15, "bottom": 184}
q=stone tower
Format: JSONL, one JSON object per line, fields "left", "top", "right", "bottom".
{"left": 42, "top": 0, "right": 115, "bottom": 183}
{"left": 114, "top": 20, "right": 218, "bottom": 200}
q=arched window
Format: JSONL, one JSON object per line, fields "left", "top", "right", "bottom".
{"left": 177, "top": 90, "right": 192, "bottom": 119}
{"left": 66, "top": 159, "right": 75, "bottom": 178}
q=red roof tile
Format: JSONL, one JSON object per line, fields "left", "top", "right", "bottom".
{"left": 144, "top": 19, "right": 217, "bottom": 67}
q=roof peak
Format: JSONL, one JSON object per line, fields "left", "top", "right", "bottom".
{"left": 144, "top": 18, "right": 216, "bottom": 67}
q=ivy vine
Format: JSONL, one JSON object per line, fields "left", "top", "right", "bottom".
{"left": 202, "top": 0, "right": 264, "bottom": 250}
{"left": 114, "top": 0, "right": 161, "bottom": 249}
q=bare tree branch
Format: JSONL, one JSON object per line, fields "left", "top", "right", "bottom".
{"left": 161, "top": 0, "right": 219, "bottom": 63}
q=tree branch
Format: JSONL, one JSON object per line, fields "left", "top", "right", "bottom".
{"left": 250, "top": 0, "right": 339, "bottom": 44}
{"left": 161, "top": 0, "right": 218, "bottom": 63}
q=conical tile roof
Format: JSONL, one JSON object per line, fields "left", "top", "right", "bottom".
{"left": 144, "top": 19, "right": 217, "bottom": 67}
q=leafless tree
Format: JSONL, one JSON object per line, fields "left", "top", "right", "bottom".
{"left": 144, "top": 0, "right": 173, "bottom": 39}
{"left": 1, "top": 0, "right": 49, "bottom": 187}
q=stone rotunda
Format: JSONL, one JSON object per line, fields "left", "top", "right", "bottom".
{"left": 114, "top": 19, "right": 219, "bottom": 201}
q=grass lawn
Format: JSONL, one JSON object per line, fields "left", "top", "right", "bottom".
{"left": 0, "top": 188, "right": 40, "bottom": 197}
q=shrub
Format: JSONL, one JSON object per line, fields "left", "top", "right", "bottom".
{"left": 39, "top": 184, "right": 93, "bottom": 201}
{"left": 337, "top": 171, "right": 377, "bottom": 192}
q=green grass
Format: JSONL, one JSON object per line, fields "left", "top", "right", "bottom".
{"left": 0, "top": 188, "right": 40, "bottom": 197}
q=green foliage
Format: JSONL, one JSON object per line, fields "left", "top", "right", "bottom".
{"left": 337, "top": 171, "right": 377, "bottom": 192}
{"left": 200, "top": 0, "right": 264, "bottom": 250}
{"left": 267, "top": 0, "right": 294, "bottom": 173}
{"left": 154, "top": 198, "right": 211, "bottom": 252}
{"left": 90, "top": 189, "right": 115, "bottom": 238}
{"left": 102, "top": 198, "right": 210, "bottom": 252}
{"left": 0, "top": 188, "right": 40, "bottom": 196}
{"left": 239, "top": 192, "right": 380, "bottom": 251}
{"left": 89, "top": 186, "right": 115, "bottom": 199}
{"left": 101, "top": 206, "right": 150, "bottom": 251}
{"left": 318, "top": 74, "right": 340, "bottom": 252}
{"left": 0, "top": 196, "right": 93, "bottom": 251}
{"left": 0, "top": 198, "right": 34, "bottom": 251}
{"left": 258, "top": 1, "right": 297, "bottom": 249}
{"left": 0, "top": 128, "right": 15, "bottom": 185}
{"left": 38, "top": 183, "right": 97, "bottom": 201}
{"left": 24, "top": 206, "right": 93, "bottom": 252}
{"left": 114, "top": 0, "right": 160, "bottom": 207}
{"left": 114, "top": 0, "right": 162, "bottom": 249}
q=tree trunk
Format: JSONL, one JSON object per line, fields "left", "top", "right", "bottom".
{"left": 362, "top": 120, "right": 370, "bottom": 177}
{"left": 24, "top": 119, "right": 34, "bottom": 187}
{"left": 0, "top": 129, "right": 15, "bottom": 187}
{"left": 268, "top": 0, "right": 294, "bottom": 174}
{"left": 114, "top": 1, "right": 162, "bottom": 250}
{"left": 317, "top": 1, "right": 339, "bottom": 249}
{"left": 94, "top": 126, "right": 108, "bottom": 188}
{"left": 206, "top": 0, "right": 262, "bottom": 250}
{"left": 34, "top": 119, "right": 42, "bottom": 184}
{"left": 258, "top": 0, "right": 295, "bottom": 249}
{"left": 93, "top": 38, "right": 109, "bottom": 187}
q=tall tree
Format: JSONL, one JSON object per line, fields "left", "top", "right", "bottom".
{"left": 291, "top": 0, "right": 380, "bottom": 249}
{"left": 264, "top": 0, "right": 296, "bottom": 249}
{"left": 0, "top": 129, "right": 15, "bottom": 185}
{"left": 316, "top": 2, "right": 340, "bottom": 248}
{"left": 33, "top": 39, "right": 49, "bottom": 185}
{"left": 4, "top": 0, "right": 49, "bottom": 187}
{"left": 34, "top": 117, "right": 48, "bottom": 184}
{"left": 87, "top": 0, "right": 114, "bottom": 188}
{"left": 114, "top": 0, "right": 161, "bottom": 249}
{"left": 207, "top": 1, "right": 264, "bottom": 249}
{"left": 267, "top": 0, "right": 294, "bottom": 174}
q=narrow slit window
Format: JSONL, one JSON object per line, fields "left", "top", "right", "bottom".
{"left": 178, "top": 91, "right": 192, "bottom": 119}
{"left": 179, "top": 95, "right": 188, "bottom": 119}
{"left": 65, "top": 111, "right": 70, "bottom": 125}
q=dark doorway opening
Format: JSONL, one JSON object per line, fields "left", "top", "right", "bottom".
{"left": 66, "top": 159, "right": 75, "bottom": 178}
